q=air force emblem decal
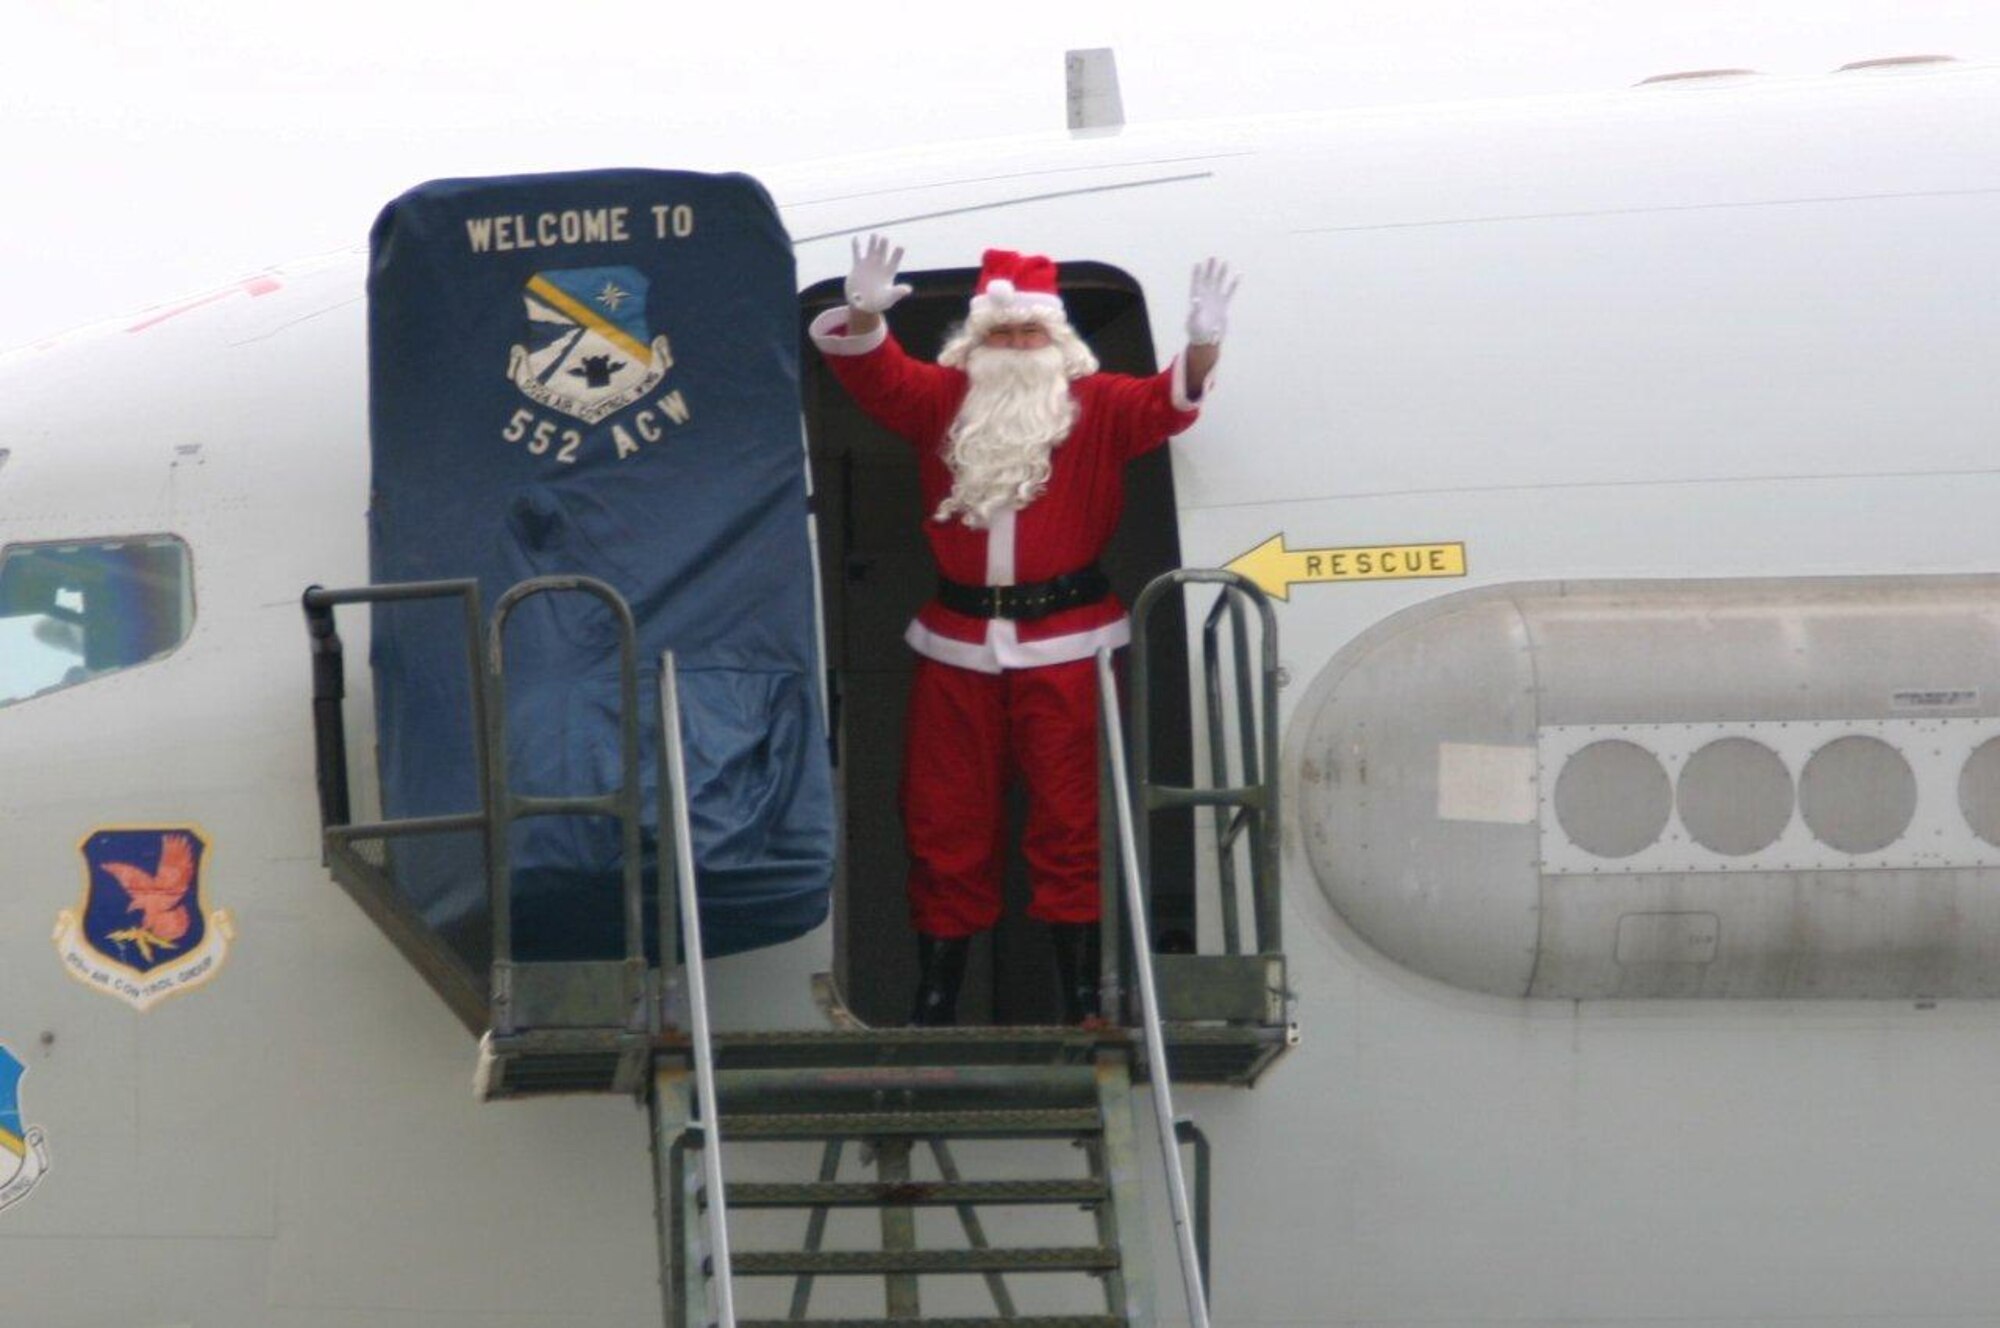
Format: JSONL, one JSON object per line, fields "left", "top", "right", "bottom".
{"left": 55, "top": 827, "right": 234, "bottom": 1011}
{"left": 507, "top": 266, "right": 674, "bottom": 424}
{"left": 0, "top": 1045, "right": 49, "bottom": 1216}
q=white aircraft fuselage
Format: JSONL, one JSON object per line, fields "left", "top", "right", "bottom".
{"left": 3, "top": 58, "right": 2000, "bottom": 1327}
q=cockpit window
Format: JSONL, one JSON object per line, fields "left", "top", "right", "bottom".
{"left": 0, "top": 537, "right": 193, "bottom": 706}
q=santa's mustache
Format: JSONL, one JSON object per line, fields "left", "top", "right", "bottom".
{"left": 964, "top": 342, "right": 1068, "bottom": 392}
{"left": 934, "top": 345, "right": 1077, "bottom": 529}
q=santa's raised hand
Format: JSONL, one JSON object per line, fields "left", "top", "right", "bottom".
{"left": 847, "top": 234, "right": 913, "bottom": 316}
{"left": 1185, "top": 258, "right": 1239, "bottom": 346}
{"left": 1182, "top": 258, "right": 1236, "bottom": 402}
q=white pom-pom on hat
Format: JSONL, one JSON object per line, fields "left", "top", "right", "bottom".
{"left": 968, "top": 249, "right": 1064, "bottom": 318}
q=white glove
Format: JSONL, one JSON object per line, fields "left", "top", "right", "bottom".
{"left": 846, "top": 234, "right": 913, "bottom": 315}
{"left": 1185, "top": 258, "right": 1239, "bottom": 346}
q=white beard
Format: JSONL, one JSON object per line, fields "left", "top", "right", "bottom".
{"left": 934, "top": 344, "right": 1078, "bottom": 529}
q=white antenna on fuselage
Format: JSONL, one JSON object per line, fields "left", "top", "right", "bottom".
{"left": 1066, "top": 47, "right": 1125, "bottom": 134}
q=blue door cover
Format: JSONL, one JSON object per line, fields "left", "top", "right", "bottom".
{"left": 368, "top": 170, "right": 832, "bottom": 962}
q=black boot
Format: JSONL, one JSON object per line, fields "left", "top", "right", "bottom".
{"left": 910, "top": 934, "right": 971, "bottom": 1026}
{"left": 1049, "top": 922, "right": 1103, "bottom": 1025}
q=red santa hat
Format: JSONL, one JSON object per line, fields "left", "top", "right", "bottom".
{"left": 939, "top": 247, "right": 1097, "bottom": 375}
{"left": 968, "top": 249, "right": 1066, "bottom": 320}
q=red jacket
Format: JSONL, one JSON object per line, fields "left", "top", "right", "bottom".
{"left": 812, "top": 311, "right": 1200, "bottom": 672}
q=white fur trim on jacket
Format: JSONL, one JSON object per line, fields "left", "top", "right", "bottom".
{"left": 903, "top": 615, "right": 1132, "bottom": 673}
{"left": 809, "top": 306, "right": 889, "bottom": 356}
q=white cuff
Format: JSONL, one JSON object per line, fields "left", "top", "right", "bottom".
{"left": 809, "top": 306, "right": 889, "bottom": 356}
{"left": 1171, "top": 353, "right": 1212, "bottom": 412}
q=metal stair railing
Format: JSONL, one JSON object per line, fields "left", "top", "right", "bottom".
{"left": 484, "top": 575, "right": 650, "bottom": 1037}
{"left": 1129, "top": 569, "right": 1281, "bottom": 961}
{"left": 655, "top": 649, "right": 736, "bottom": 1328}
{"left": 1095, "top": 645, "right": 1211, "bottom": 1328}
{"left": 1098, "top": 567, "right": 1290, "bottom": 1087}
{"left": 301, "top": 579, "right": 491, "bottom": 1029}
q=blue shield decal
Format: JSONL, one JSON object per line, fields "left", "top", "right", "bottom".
{"left": 507, "top": 266, "right": 672, "bottom": 424}
{"left": 57, "top": 827, "right": 234, "bottom": 1010}
{"left": 82, "top": 829, "right": 207, "bottom": 970}
{"left": 0, "top": 1044, "right": 48, "bottom": 1214}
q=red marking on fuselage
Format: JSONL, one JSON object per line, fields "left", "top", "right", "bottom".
{"left": 126, "top": 276, "right": 285, "bottom": 333}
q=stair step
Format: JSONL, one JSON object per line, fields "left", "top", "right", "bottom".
{"left": 708, "top": 1027, "right": 1109, "bottom": 1073}
{"left": 713, "top": 1062, "right": 1099, "bottom": 1105}
{"left": 718, "top": 1108, "right": 1102, "bottom": 1140}
{"left": 732, "top": 1246, "right": 1120, "bottom": 1276}
{"left": 737, "top": 1319, "right": 1122, "bottom": 1328}
{"left": 725, "top": 1178, "right": 1106, "bottom": 1208}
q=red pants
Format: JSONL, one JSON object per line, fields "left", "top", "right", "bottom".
{"left": 901, "top": 655, "right": 1105, "bottom": 937}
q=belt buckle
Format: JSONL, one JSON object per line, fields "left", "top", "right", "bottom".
{"left": 988, "top": 585, "right": 1013, "bottom": 618}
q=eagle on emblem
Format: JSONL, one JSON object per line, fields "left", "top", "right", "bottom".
{"left": 99, "top": 832, "right": 196, "bottom": 962}
{"left": 58, "top": 826, "right": 232, "bottom": 1010}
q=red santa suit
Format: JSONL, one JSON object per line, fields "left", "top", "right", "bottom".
{"left": 810, "top": 274, "right": 1203, "bottom": 938}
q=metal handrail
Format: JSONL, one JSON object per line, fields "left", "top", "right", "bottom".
{"left": 302, "top": 579, "right": 490, "bottom": 839}
{"left": 1174, "top": 1118, "right": 1213, "bottom": 1308}
{"left": 658, "top": 651, "right": 736, "bottom": 1328}
{"left": 1096, "top": 646, "right": 1210, "bottom": 1328}
{"left": 1130, "top": 569, "right": 1281, "bottom": 956}
{"left": 301, "top": 580, "right": 495, "bottom": 1032}
{"left": 483, "top": 575, "right": 646, "bottom": 1035}
{"left": 1203, "top": 588, "right": 1257, "bottom": 956}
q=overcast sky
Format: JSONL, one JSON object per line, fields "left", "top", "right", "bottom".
{"left": 5, "top": 1, "right": 1998, "bottom": 350}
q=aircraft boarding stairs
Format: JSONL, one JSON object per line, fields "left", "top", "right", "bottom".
{"left": 302, "top": 569, "right": 1290, "bottom": 1326}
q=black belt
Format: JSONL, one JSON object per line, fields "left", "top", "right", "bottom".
{"left": 935, "top": 566, "right": 1111, "bottom": 621}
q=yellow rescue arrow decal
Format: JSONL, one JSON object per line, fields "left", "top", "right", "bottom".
{"left": 1224, "top": 535, "right": 1467, "bottom": 601}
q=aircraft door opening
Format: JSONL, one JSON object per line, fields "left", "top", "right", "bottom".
{"left": 800, "top": 261, "right": 1196, "bottom": 1026}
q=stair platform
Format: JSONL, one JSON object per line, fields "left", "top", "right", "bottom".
{"left": 479, "top": 1021, "right": 1292, "bottom": 1101}
{"left": 736, "top": 1318, "right": 1124, "bottom": 1328}
{"left": 716, "top": 1027, "right": 1109, "bottom": 1069}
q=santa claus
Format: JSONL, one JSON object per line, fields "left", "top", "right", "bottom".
{"left": 811, "top": 234, "right": 1235, "bottom": 1025}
